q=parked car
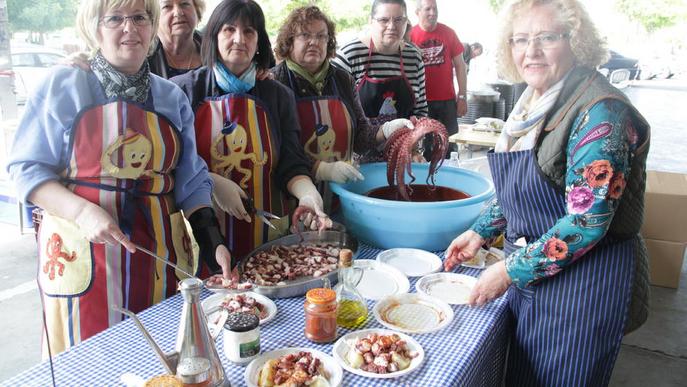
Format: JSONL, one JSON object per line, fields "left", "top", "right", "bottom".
{"left": 638, "top": 55, "right": 679, "bottom": 80}
{"left": 10, "top": 44, "right": 66, "bottom": 104}
{"left": 599, "top": 50, "right": 640, "bottom": 80}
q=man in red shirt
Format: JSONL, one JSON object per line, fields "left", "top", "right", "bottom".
{"left": 410, "top": 0, "right": 467, "bottom": 157}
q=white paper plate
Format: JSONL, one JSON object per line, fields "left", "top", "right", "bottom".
{"left": 202, "top": 292, "right": 277, "bottom": 326}
{"left": 415, "top": 273, "right": 477, "bottom": 305}
{"left": 245, "top": 348, "right": 342, "bottom": 387}
{"left": 461, "top": 247, "right": 505, "bottom": 270}
{"left": 373, "top": 293, "right": 454, "bottom": 334}
{"left": 332, "top": 329, "right": 424, "bottom": 379}
{"left": 376, "top": 248, "right": 442, "bottom": 277}
{"left": 353, "top": 259, "right": 410, "bottom": 300}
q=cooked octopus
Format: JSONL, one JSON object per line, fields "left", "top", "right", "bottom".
{"left": 345, "top": 333, "right": 418, "bottom": 374}
{"left": 205, "top": 274, "right": 253, "bottom": 290}
{"left": 218, "top": 294, "right": 268, "bottom": 320}
{"left": 257, "top": 351, "right": 330, "bottom": 387}
{"left": 242, "top": 242, "right": 340, "bottom": 286}
{"left": 384, "top": 116, "right": 448, "bottom": 201}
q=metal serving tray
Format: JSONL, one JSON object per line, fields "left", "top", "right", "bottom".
{"left": 238, "top": 230, "right": 359, "bottom": 299}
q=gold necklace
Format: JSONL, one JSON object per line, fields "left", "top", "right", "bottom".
{"left": 165, "top": 48, "right": 197, "bottom": 70}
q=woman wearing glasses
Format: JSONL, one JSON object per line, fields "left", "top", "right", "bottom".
{"left": 333, "top": 0, "right": 427, "bottom": 162}
{"left": 271, "top": 6, "right": 401, "bottom": 213}
{"left": 171, "top": 0, "right": 331, "bottom": 259}
{"left": 6, "top": 0, "right": 232, "bottom": 356}
{"left": 444, "top": 0, "right": 650, "bottom": 385}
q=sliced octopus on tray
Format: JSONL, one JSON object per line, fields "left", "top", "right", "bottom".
{"left": 205, "top": 274, "right": 253, "bottom": 290}
{"left": 242, "top": 242, "right": 340, "bottom": 286}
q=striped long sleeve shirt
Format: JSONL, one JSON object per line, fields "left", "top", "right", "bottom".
{"left": 332, "top": 38, "right": 429, "bottom": 118}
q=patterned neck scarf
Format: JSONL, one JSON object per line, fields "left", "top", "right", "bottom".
{"left": 90, "top": 51, "right": 150, "bottom": 103}
{"left": 495, "top": 70, "right": 571, "bottom": 152}
{"left": 213, "top": 61, "right": 256, "bottom": 94}
{"left": 285, "top": 58, "right": 330, "bottom": 95}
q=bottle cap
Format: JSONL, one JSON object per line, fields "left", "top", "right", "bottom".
{"left": 306, "top": 288, "right": 336, "bottom": 304}
{"left": 338, "top": 249, "right": 353, "bottom": 268}
{"left": 224, "top": 312, "right": 259, "bottom": 332}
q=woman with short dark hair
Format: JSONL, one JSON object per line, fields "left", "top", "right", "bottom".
{"left": 171, "top": 0, "right": 331, "bottom": 259}
{"left": 271, "top": 6, "right": 391, "bottom": 212}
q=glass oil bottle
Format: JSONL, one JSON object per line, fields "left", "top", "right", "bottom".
{"left": 334, "top": 249, "right": 368, "bottom": 328}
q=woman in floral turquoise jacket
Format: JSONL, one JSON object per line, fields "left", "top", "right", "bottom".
{"left": 443, "top": 1, "right": 650, "bottom": 386}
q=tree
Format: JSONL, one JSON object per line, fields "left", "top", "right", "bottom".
{"left": 487, "top": 0, "right": 507, "bottom": 14}
{"left": 615, "top": 0, "right": 687, "bottom": 33}
{"left": 7, "top": 0, "right": 77, "bottom": 44}
{"left": 261, "top": 0, "right": 370, "bottom": 38}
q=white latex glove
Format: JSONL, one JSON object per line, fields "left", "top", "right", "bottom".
{"left": 75, "top": 202, "right": 136, "bottom": 253}
{"left": 289, "top": 176, "right": 333, "bottom": 230}
{"left": 315, "top": 161, "right": 364, "bottom": 183}
{"left": 381, "top": 118, "right": 414, "bottom": 139}
{"left": 210, "top": 172, "right": 251, "bottom": 222}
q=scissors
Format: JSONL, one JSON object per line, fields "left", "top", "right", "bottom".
{"left": 242, "top": 197, "right": 279, "bottom": 230}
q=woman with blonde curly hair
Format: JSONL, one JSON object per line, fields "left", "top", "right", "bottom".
{"left": 444, "top": 0, "right": 650, "bottom": 385}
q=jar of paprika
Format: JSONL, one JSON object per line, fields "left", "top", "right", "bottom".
{"left": 304, "top": 288, "right": 337, "bottom": 343}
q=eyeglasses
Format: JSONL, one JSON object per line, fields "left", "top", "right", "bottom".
{"left": 373, "top": 16, "right": 407, "bottom": 27}
{"left": 295, "top": 32, "right": 329, "bottom": 43}
{"left": 100, "top": 14, "right": 152, "bottom": 29}
{"left": 508, "top": 32, "right": 569, "bottom": 51}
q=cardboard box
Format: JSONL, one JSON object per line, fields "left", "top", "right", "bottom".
{"left": 645, "top": 238, "right": 687, "bottom": 289}
{"left": 640, "top": 171, "right": 687, "bottom": 242}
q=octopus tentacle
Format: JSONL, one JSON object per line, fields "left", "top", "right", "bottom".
{"left": 382, "top": 118, "right": 449, "bottom": 201}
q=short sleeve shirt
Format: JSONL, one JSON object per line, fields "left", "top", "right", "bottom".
{"left": 410, "top": 23, "right": 464, "bottom": 101}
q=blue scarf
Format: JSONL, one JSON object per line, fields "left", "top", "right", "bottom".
{"left": 213, "top": 61, "right": 256, "bottom": 94}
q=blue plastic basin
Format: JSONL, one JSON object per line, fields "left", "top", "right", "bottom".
{"left": 330, "top": 162, "right": 495, "bottom": 251}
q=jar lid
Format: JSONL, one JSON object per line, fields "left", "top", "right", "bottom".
{"left": 224, "top": 312, "right": 259, "bottom": 332}
{"left": 176, "top": 357, "right": 210, "bottom": 384}
{"left": 306, "top": 288, "right": 336, "bottom": 304}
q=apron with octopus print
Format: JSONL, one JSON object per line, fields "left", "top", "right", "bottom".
{"left": 38, "top": 100, "right": 195, "bottom": 356}
{"left": 195, "top": 93, "right": 284, "bottom": 259}
{"left": 288, "top": 69, "right": 355, "bottom": 212}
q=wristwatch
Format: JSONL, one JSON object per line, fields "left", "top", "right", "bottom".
{"left": 458, "top": 95, "right": 466, "bottom": 100}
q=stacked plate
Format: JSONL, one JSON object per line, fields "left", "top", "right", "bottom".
{"left": 415, "top": 273, "right": 477, "bottom": 305}
{"left": 459, "top": 97, "right": 496, "bottom": 125}
{"left": 352, "top": 259, "right": 409, "bottom": 301}
{"left": 376, "top": 248, "right": 442, "bottom": 277}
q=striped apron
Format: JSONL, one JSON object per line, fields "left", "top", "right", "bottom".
{"left": 488, "top": 149, "right": 635, "bottom": 387}
{"left": 38, "top": 100, "right": 194, "bottom": 356}
{"left": 194, "top": 93, "right": 286, "bottom": 260}
{"left": 288, "top": 69, "right": 355, "bottom": 212}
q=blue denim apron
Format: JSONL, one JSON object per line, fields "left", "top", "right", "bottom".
{"left": 487, "top": 148, "right": 635, "bottom": 387}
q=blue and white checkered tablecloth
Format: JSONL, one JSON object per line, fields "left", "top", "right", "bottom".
{"left": 2, "top": 245, "right": 510, "bottom": 387}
